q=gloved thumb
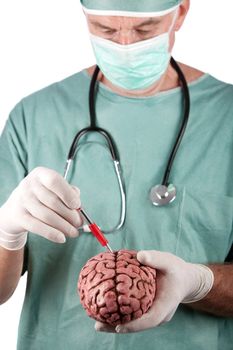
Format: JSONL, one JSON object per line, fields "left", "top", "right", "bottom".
{"left": 70, "top": 186, "right": 91, "bottom": 232}
{"left": 137, "top": 250, "right": 176, "bottom": 272}
{"left": 71, "top": 185, "right": 80, "bottom": 195}
{"left": 70, "top": 185, "right": 81, "bottom": 208}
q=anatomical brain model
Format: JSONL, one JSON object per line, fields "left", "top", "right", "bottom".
{"left": 77, "top": 249, "right": 156, "bottom": 326}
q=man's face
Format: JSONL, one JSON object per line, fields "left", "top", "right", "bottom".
{"left": 85, "top": 12, "right": 176, "bottom": 45}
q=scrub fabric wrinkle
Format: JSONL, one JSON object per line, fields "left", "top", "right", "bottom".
{"left": 0, "top": 68, "right": 233, "bottom": 350}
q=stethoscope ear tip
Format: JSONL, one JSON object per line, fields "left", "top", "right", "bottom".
{"left": 150, "top": 184, "right": 176, "bottom": 206}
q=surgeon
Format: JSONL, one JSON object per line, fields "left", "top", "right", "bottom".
{"left": 0, "top": 0, "right": 233, "bottom": 349}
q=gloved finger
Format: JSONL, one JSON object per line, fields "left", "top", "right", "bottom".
{"left": 82, "top": 224, "right": 102, "bottom": 233}
{"left": 115, "top": 304, "right": 157, "bottom": 333}
{"left": 115, "top": 271, "right": 180, "bottom": 333}
{"left": 95, "top": 321, "right": 116, "bottom": 333}
{"left": 37, "top": 167, "right": 81, "bottom": 209}
{"left": 115, "top": 296, "right": 178, "bottom": 333}
{"left": 137, "top": 250, "right": 182, "bottom": 272}
{"left": 82, "top": 224, "right": 91, "bottom": 232}
{"left": 21, "top": 210, "right": 66, "bottom": 243}
{"left": 33, "top": 182, "right": 83, "bottom": 229}
{"left": 24, "top": 193, "right": 79, "bottom": 238}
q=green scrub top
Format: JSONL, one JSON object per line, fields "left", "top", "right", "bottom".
{"left": 0, "top": 66, "right": 233, "bottom": 350}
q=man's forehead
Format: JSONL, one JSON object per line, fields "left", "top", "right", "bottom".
{"left": 87, "top": 14, "right": 166, "bottom": 27}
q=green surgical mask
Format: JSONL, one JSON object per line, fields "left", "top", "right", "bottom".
{"left": 89, "top": 9, "right": 178, "bottom": 91}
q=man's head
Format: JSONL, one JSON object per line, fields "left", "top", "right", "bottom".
{"left": 81, "top": 0, "right": 190, "bottom": 92}
{"left": 83, "top": 1, "right": 189, "bottom": 47}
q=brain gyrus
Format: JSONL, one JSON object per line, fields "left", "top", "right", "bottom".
{"left": 77, "top": 250, "right": 156, "bottom": 326}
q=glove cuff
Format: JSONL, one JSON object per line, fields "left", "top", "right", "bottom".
{"left": 182, "top": 264, "right": 214, "bottom": 304}
{"left": 0, "top": 227, "right": 28, "bottom": 251}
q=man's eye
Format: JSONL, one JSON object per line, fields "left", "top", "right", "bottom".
{"left": 136, "top": 29, "right": 150, "bottom": 35}
{"left": 102, "top": 29, "right": 116, "bottom": 34}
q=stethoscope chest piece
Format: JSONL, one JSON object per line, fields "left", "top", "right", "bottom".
{"left": 150, "top": 184, "right": 176, "bottom": 206}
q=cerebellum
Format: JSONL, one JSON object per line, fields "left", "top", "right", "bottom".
{"left": 77, "top": 249, "right": 156, "bottom": 326}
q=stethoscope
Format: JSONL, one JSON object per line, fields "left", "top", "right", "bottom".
{"left": 63, "top": 56, "right": 190, "bottom": 234}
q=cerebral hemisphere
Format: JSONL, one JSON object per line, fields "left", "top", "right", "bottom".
{"left": 77, "top": 249, "right": 157, "bottom": 326}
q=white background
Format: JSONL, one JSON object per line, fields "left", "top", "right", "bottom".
{"left": 0, "top": 1, "right": 232, "bottom": 349}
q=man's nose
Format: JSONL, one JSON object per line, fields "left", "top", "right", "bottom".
{"left": 114, "top": 30, "right": 137, "bottom": 45}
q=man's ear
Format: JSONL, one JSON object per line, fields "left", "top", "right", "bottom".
{"left": 174, "top": 0, "right": 190, "bottom": 31}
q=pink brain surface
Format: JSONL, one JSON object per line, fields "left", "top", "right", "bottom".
{"left": 77, "top": 249, "right": 156, "bottom": 326}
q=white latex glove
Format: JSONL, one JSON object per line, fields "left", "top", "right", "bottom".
{"left": 0, "top": 166, "right": 84, "bottom": 250}
{"left": 95, "top": 250, "right": 214, "bottom": 334}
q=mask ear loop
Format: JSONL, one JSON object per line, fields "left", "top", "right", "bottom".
{"left": 168, "top": 7, "right": 180, "bottom": 35}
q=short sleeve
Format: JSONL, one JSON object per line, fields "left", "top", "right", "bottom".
{"left": 0, "top": 101, "right": 29, "bottom": 274}
{"left": 0, "top": 102, "right": 28, "bottom": 206}
{"left": 21, "top": 244, "right": 28, "bottom": 276}
{"left": 225, "top": 245, "right": 233, "bottom": 262}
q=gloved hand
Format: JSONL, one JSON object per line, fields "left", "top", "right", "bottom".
{"left": 0, "top": 166, "right": 84, "bottom": 250}
{"left": 95, "top": 250, "right": 214, "bottom": 333}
